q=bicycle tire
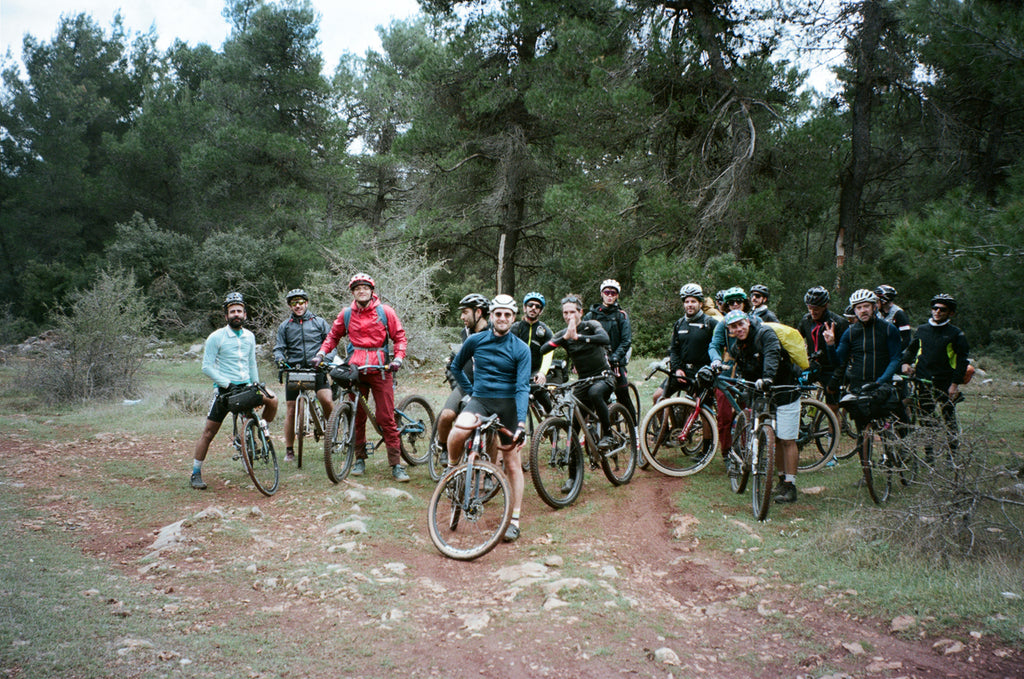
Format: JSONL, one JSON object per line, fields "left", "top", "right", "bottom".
{"left": 730, "top": 409, "right": 751, "bottom": 493}
{"left": 796, "top": 398, "right": 839, "bottom": 473}
{"left": 397, "top": 395, "right": 435, "bottom": 466}
{"left": 639, "top": 397, "right": 718, "bottom": 477}
{"left": 427, "top": 460, "right": 512, "bottom": 560}
{"left": 836, "top": 407, "right": 860, "bottom": 458}
{"left": 295, "top": 393, "right": 308, "bottom": 469}
{"left": 310, "top": 397, "right": 325, "bottom": 442}
{"left": 427, "top": 417, "right": 446, "bottom": 482}
{"left": 601, "top": 402, "right": 637, "bottom": 486}
{"left": 860, "top": 428, "right": 891, "bottom": 504}
{"left": 529, "top": 416, "right": 584, "bottom": 509}
{"left": 242, "top": 417, "right": 279, "bottom": 496}
{"left": 324, "top": 402, "right": 355, "bottom": 484}
{"left": 750, "top": 424, "right": 775, "bottom": 521}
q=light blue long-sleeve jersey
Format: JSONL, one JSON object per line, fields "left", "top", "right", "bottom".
{"left": 202, "top": 326, "right": 260, "bottom": 389}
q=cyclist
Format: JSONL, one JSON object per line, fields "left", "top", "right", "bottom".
{"left": 272, "top": 288, "right": 334, "bottom": 463}
{"left": 825, "top": 289, "right": 902, "bottom": 391}
{"left": 435, "top": 293, "right": 492, "bottom": 464}
{"left": 901, "top": 293, "right": 969, "bottom": 452}
{"left": 874, "top": 284, "right": 912, "bottom": 349}
{"left": 797, "top": 286, "right": 849, "bottom": 411}
{"left": 314, "top": 273, "right": 410, "bottom": 482}
{"left": 723, "top": 310, "right": 802, "bottom": 504}
{"left": 584, "top": 279, "right": 636, "bottom": 427}
{"left": 447, "top": 294, "right": 531, "bottom": 542}
{"left": 190, "top": 293, "right": 279, "bottom": 490}
{"left": 542, "top": 294, "right": 616, "bottom": 450}
{"left": 708, "top": 287, "right": 762, "bottom": 454}
{"left": 748, "top": 284, "right": 779, "bottom": 322}
{"left": 510, "top": 291, "right": 555, "bottom": 413}
{"left": 664, "top": 283, "right": 717, "bottom": 401}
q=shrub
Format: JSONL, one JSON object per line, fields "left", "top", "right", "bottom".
{"left": 165, "top": 389, "right": 209, "bottom": 415}
{"left": 31, "top": 270, "right": 153, "bottom": 404}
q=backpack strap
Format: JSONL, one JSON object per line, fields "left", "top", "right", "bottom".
{"left": 342, "top": 305, "right": 391, "bottom": 356}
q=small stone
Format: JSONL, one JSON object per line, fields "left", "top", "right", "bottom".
{"left": 542, "top": 555, "right": 563, "bottom": 568}
{"left": 890, "top": 615, "right": 915, "bottom": 632}
{"left": 841, "top": 642, "right": 865, "bottom": 655}
{"left": 327, "top": 520, "right": 367, "bottom": 535}
{"left": 653, "top": 647, "right": 680, "bottom": 665}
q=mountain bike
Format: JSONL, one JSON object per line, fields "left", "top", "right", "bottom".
{"left": 529, "top": 374, "right": 637, "bottom": 509}
{"left": 224, "top": 383, "right": 279, "bottom": 496}
{"left": 323, "top": 364, "right": 435, "bottom": 483}
{"left": 280, "top": 363, "right": 329, "bottom": 469}
{"left": 840, "top": 383, "right": 918, "bottom": 504}
{"left": 639, "top": 365, "right": 720, "bottom": 477}
{"left": 427, "top": 413, "right": 515, "bottom": 560}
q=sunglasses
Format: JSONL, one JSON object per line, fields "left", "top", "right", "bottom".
{"left": 289, "top": 299, "right": 307, "bottom": 306}
{"left": 561, "top": 295, "right": 582, "bottom": 306}
{"left": 525, "top": 302, "right": 543, "bottom": 309}
{"left": 601, "top": 289, "right": 619, "bottom": 296}
{"left": 932, "top": 305, "right": 950, "bottom": 312}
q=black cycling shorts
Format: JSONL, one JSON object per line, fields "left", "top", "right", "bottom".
{"left": 442, "top": 385, "right": 465, "bottom": 414}
{"left": 285, "top": 372, "right": 329, "bottom": 401}
{"left": 206, "top": 386, "right": 235, "bottom": 424}
{"left": 463, "top": 396, "right": 518, "bottom": 445}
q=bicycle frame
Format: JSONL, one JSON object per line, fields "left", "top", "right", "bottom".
{"left": 547, "top": 375, "right": 608, "bottom": 466}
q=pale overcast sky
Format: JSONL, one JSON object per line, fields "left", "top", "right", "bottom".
{"left": 1, "top": 0, "right": 422, "bottom": 73}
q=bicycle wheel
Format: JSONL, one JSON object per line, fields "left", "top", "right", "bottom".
{"left": 639, "top": 398, "right": 718, "bottom": 477}
{"left": 836, "top": 407, "right": 860, "bottom": 459}
{"left": 796, "top": 398, "right": 839, "bottom": 473}
{"left": 427, "top": 460, "right": 512, "bottom": 560}
{"left": 750, "top": 424, "right": 775, "bottom": 521}
{"left": 601, "top": 402, "right": 638, "bottom": 486}
{"left": 397, "top": 395, "right": 435, "bottom": 466}
{"left": 324, "top": 402, "right": 355, "bottom": 483}
{"left": 427, "top": 417, "right": 446, "bottom": 482}
{"left": 730, "top": 410, "right": 751, "bottom": 494}
{"left": 859, "top": 429, "right": 891, "bottom": 504}
{"left": 294, "top": 393, "right": 308, "bottom": 468}
{"left": 242, "top": 417, "right": 279, "bottom": 496}
{"left": 530, "top": 416, "right": 584, "bottom": 509}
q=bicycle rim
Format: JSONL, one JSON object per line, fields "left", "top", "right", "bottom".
{"left": 427, "top": 461, "right": 512, "bottom": 560}
{"left": 640, "top": 398, "right": 717, "bottom": 477}
{"left": 751, "top": 424, "right": 775, "bottom": 521}
{"left": 529, "top": 416, "right": 583, "bottom": 509}
{"left": 295, "top": 394, "right": 307, "bottom": 468}
{"left": 796, "top": 399, "right": 839, "bottom": 473}
{"left": 242, "top": 418, "right": 279, "bottom": 496}
{"left": 601, "top": 402, "right": 637, "bottom": 485}
{"left": 324, "top": 402, "right": 355, "bottom": 483}
{"left": 397, "top": 395, "right": 435, "bottom": 466}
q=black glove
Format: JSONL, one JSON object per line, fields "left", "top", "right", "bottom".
{"left": 512, "top": 427, "right": 526, "bottom": 446}
{"left": 311, "top": 353, "right": 325, "bottom": 368}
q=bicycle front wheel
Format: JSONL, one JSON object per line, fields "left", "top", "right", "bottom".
{"left": 750, "top": 424, "right": 775, "bottom": 521}
{"left": 797, "top": 398, "right": 839, "bottom": 473}
{"left": 324, "top": 402, "right": 355, "bottom": 483}
{"left": 601, "top": 402, "right": 637, "bottom": 486}
{"left": 427, "top": 417, "right": 446, "bottom": 482}
{"left": 295, "top": 393, "right": 308, "bottom": 468}
{"left": 859, "top": 429, "right": 891, "bottom": 504}
{"left": 427, "top": 460, "right": 512, "bottom": 561}
{"left": 530, "top": 416, "right": 584, "bottom": 509}
{"left": 639, "top": 398, "right": 718, "bottom": 477}
{"left": 242, "top": 418, "right": 279, "bottom": 496}
{"left": 397, "top": 395, "right": 435, "bottom": 466}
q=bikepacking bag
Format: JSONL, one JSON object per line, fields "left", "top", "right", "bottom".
{"left": 330, "top": 363, "right": 360, "bottom": 388}
{"left": 839, "top": 382, "right": 900, "bottom": 426}
{"left": 224, "top": 385, "right": 263, "bottom": 413}
{"left": 286, "top": 370, "right": 318, "bottom": 390}
{"left": 765, "top": 322, "right": 810, "bottom": 370}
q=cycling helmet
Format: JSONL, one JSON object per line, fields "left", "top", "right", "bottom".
{"left": 285, "top": 288, "right": 309, "bottom": 304}
{"left": 749, "top": 284, "right": 770, "bottom": 300}
{"left": 459, "top": 293, "right": 490, "bottom": 312}
{"left": 849, "top": 288, "right": 877, "bottom": 306}
{"left": 599, "top": 279, "right": 621, "bottom": 294}
{"left": 348, "top": 272, "right": 375, "bottom": 290}
{"left": 678, "top": 283, "right": 703, "bottom": 301}
{"left": 522, "top": 291, "right": 546, "bottom": 308}
{"left": 930, "top": 293, "right": 957, "bottom": 312}
{"left": 723, "top": 286, "right": 747, "bottom": 303}
{"left": 714, "top": 290, "right": 726, "bottom": 306}
{"left": 490, "top": 294, "right": 518, "bottom": 314}
{"left": 804, "top": 286, "right": 830, "bottom": 307}
{"left": 874, "top": 284, "right": 897, "bottom": 302}
{"left": 223, "top": 292, "right": 245, "bottom": 310}
{"left": 723, "top": 309, "right": 747, "bottom": 325}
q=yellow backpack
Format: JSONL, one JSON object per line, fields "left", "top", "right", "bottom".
{"left": 765, "top": 322, "right": 810, "bottom": 370}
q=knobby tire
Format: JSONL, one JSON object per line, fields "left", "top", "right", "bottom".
{"left": 529, "top": 416, "right": 584, "bottom": 509}
{"left": 427, "top": 460, "right": 512, "bottom": 560}
{"left": 325, "top": 402, "right": 355, "bottom": 483}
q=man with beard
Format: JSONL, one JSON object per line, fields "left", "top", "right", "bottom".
{"left": 510, "top": 291, "right": 555, "bottom": 413}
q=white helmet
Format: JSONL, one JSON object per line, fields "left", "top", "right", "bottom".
{"left": 679, "top": 283, "right": 703, "bottom": 300}
{"left": 600, "top": 279, "right": 621, "bottom": 294}
{"left": 849, "top": 289, "right": 877, "bottom": 306}
{"left": 490, "top": 294, "right": 518, "bottom": 314}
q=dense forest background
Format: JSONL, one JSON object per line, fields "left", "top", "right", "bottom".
{"left": 2, "top": 0, "right": 1023, "bottom": 360}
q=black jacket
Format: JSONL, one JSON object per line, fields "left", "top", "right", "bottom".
{"left": 510, "top": 319, "right": 554, "bottom": 374}
{"left": 668, "top": 312, "right": 717, "bottom": 377}
{"left": 732, "top": 324, "right": 799, "bottom": 404}
{"left": 543, "top": 320, "right": 610, "bottom": 378}
{"left": 584, "top": 303, "right": 631, "bottom": 366}
{"left": 902, "top": 321, "right": 969, "bottom": 386}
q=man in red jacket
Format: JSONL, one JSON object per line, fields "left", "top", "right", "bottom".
{"left": 315, "top": 273, "right": 410, "bottom": 482}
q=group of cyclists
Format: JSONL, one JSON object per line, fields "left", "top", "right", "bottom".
{"left": 191, "top": 273, "right": 970, "bottom": 540}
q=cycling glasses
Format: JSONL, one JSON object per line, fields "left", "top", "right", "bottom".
{"left": 560, "top": 295, "right": 582, "bottom": 306}
{"left": 525, "top": 302, "right": 543, "bottom": 309}
{"left": 289, "top": 299, "right": 308, "bottom": 306}
{"left": 931, "top": 305, "right": 950, "bottom": 312}
{"left": 601, "top": 288, "right": 619, "bottom": 296}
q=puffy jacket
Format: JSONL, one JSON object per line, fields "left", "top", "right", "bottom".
{"left": 584, "top": 303, "right": 631, "bottom": 366}
{"left": 273, "top": 311, "right": 331, "bottom": 367}
{"left": 321, "top": 296, "right": 407, "bottom": 368}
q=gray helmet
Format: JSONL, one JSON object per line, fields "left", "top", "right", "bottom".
{"left": 874, "top": 284, "right": 897, "bottom": 302}
{"left": 679, "top": 283, "right": 703, "bottom": 301}
{"left": 223, "top": 292, "right": 245, "bottom": 310}
{"left": 804, "top": 286, "right": 830, "bottom": 307}
{"left": 459, "top": 293, "right": 490, "bottom": 313}
{"left": 849, "top": 289, "right": 877, "bottom": 306}
{"left": 285, "top": 288, "right": 309, "bottom": 304}
{"left": 749, "top": 284, "right": 769, "bottom": 300}
{"left": 490, "top": 294, "right": 518, "bottom": 314}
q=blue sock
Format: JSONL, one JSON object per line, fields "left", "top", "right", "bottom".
{"left": 192, "top": 460, "right": 202, "bottom": 474}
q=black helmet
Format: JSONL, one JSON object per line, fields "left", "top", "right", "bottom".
{"left": 804, "top": 286, "right": 830, "bottom": 307}
{"left": 285, "top": 288, "right": 309, "bottom": 304}
{"left": 714, "top": 290, "right": 726, "bottom": 305}
{"left": 223, "top": 292, "right": 245, "bottom": 310}
{"left": 874, "top": 284, "right": 897, "bottom": 302}
{"left": 749, "top": 284, "right": 769, "bottom": 300}
{"left": 930, "top": 293, "right": 957, "bottom": 312}
{"left": 459, "top": 293, "right": 490, "bottom": 313}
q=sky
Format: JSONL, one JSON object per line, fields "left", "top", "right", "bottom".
{"left": 1, "top": 0, "right": 422, "bottom": 72}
